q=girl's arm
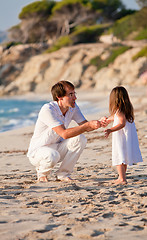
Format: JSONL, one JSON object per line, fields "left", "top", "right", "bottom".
{"left": 107, "top": 115, "right": 114, "bottom": 123}
{"left": 105, "top": 112, "right": 126, "bottom": 138}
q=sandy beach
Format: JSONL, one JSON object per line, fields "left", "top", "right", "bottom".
{"left": 0, "top": 86, "right": 147, "bottom": 240}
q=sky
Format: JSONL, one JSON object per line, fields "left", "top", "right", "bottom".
{"left": 0, "top": 0, "right": 140, "bottom": 32}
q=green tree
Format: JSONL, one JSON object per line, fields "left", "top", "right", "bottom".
{"left": 109, "top": 7, "right": 147, "bottom": 40}
{"left": 90, "top": 0, "right": 126, "bottom": 20}
{"left": 51, "top": 0, "right": 99, "bottom": 38}
{"left": 9, "top": 1, "right": 56, "bottom": 43}
{"left": 19, "top": 0, "right": 55, "bottom": 19}
{"left": 8, "top": 0, "right": 134, "bottom": 44}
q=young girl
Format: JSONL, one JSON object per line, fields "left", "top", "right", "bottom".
{"left": 104, "top": 86, "right": 143, "bottom": 185}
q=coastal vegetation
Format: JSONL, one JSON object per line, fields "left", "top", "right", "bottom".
{"left": 8, "top": 0, "right": 144, "bottom": 48}
{"left": 45, "top": 35, "right": 73, "bottom": 53}
{"left": 90, "top": 45, "right": 131, "bottom": 70}
{"left": 132, "top": 45, "right": 147, "bottom": 61}
{"left": 108, "top": 7, "right": 147, "bottom": 40}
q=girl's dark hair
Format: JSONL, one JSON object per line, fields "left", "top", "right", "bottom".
{"left": 109, "top": 86, "right": 134, "bottom": 122}
{"left": 51, "top": 80, "right": 74, "bottom": 101}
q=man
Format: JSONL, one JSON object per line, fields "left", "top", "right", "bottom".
{"left": 27, "top": 81, "right": 101, "bottom": 182}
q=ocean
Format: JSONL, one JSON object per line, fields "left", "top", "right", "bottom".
{"left": 0, "top": 98, "right": 102, "bottom": 133}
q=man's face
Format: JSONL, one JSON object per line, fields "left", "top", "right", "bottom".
{"left": 62, "top": 87, "right": 77, "bottom": 108}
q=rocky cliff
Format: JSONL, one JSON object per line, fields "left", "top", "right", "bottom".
{"left": 0, "top": 40, "right": 147, "bottom": 96}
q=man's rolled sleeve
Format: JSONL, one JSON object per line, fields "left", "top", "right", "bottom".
{"left": 72, "top": 103, "right": 86, "bottom": 124}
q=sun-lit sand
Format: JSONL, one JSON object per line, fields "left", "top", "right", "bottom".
{"left": 0, "top": 86, "right": 146, "bottom": 240}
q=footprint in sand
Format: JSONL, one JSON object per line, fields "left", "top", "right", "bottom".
{"left": 102, "top": 212, "right": 114, "bottom": 218}
{"left": 35, "top": 224, "right": 60, "bottom": 233}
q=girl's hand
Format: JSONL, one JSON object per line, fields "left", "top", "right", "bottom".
{"left": 104, "top": 129, "right": 112, "bottom": 138}
{"left": 100, "top": 116, "right": 108, "bottom": 127}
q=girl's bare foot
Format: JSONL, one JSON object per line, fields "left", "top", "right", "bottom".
{"left": 56, "top": 176, "right": 73, "bottom": 182}
{"left": 112, "top": 178, "right": 127, "bottom": 185}
{"left": 38, "top": 176, "right": 48, "bottom": 182}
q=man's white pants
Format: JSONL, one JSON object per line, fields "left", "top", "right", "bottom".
{"left": 29, "top": 134, "right": 87, "bottom": 179}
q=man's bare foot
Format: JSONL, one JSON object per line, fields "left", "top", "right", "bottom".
{"left": 63, "top": 176, "right": 73, "bottom": 182}
{"left": 38, "top": 176, "right": 48, "bottom": 182}
{"left": 56, "top": 176, "right": 73, "bottom": 182}
{"left": 112, "top": 179, "right": 127, "bottom": 185}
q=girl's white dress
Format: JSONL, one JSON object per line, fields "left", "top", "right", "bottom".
{"left": 112, "top": 113, "right": 143, "bottom": 166}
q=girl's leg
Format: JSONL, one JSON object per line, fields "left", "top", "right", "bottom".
{"left": 123, "top": 163, "right": 127, "bottom": 173}
{"left": 113, "top": 164, "right": 127, "bottom": 185}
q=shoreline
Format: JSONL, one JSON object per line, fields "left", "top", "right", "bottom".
{"left": 0, "top": 87, "right": 147, "bottom": 240}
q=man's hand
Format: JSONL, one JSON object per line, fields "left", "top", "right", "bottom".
{"left": 86, "top": 120, "right": 101, "bottom": 131}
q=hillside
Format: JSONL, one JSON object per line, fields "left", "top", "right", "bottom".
{"left": 0, "top": 39, "right": 146, "bottom": 96}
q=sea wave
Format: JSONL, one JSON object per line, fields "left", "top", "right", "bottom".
{"left": 8, "top": 108, "right": 19, "bottom": 113}
{"left": 0, "top": 98, "right": 102, "bottom": 132}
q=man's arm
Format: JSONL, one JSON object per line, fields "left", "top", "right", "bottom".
{"left": 78, "top": 120, "right": 87, "bottom": 125}
{"left": 53, "top": 120, "right": 101, "bottom": 139}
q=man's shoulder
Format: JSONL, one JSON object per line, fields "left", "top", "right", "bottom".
{"left": 40, "top": 101, "right": 60, "bottom": 114}
{"left": 41, "top": 101, "right": 57, "bottom": 109}
{"left": 40, "top": 102, "right": 49, "bottom": 111}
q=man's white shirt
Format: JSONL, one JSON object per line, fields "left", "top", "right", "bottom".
{"left": 27, "top": 101, "right": 86, "bottom": 158}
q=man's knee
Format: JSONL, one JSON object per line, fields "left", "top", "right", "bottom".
{"left": 32, "top": 148, "right": 60, "bottom": 168}
{"left": 44, "top": 150, "right": 60, "bottom": 167}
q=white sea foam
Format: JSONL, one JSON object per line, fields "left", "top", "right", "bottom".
{"left": 29, "top": 112, "right": 38, "bottom": 117}
{"left": 8, "top": 108, "right": 19, "bottom": 113}
{"left": 5, "top": 119, "right": 19, "bottom": 125}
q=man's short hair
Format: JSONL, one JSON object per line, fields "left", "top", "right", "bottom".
{"left": 51, "top": 81, "right": 75, "bottom": 101}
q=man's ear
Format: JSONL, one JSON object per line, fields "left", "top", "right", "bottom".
{"left": 57, "top": 96, "right": 63, "bottom": 101}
